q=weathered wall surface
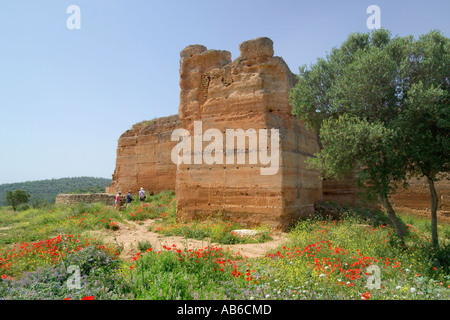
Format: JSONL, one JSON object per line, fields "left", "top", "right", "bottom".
{"left": 55, "top": 193, "right": 119, "bottom": 206}
{"left": 322, "top": 178, "right": 361, "bottom": 206}
{"left": 322, "top": 175, "right": 450, "bottom": 222}
{"left": 106, "top": 115, "right": 182, "bottom": 195}
{"left": 175, "top": 37, "right": 322, "bottom": 228}
{"left": 391, "top": 177, "right": 450, "bottom": 219}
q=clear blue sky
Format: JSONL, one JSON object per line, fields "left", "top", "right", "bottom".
{"left": 0, "top": 0, "right": 448, "bottom": 184}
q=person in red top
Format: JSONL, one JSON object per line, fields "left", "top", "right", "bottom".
{"left": 115, "top": 191, "right": 122, "bottom": 210}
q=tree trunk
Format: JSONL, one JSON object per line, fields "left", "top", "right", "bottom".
{"left": 378, "top": 193, "right": 406, "bottom": 240}
{"left": 426, "top": 176, "right": 439, "bottom": 248}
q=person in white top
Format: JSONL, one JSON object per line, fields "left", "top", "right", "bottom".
{"left": 139, "top": 187, "right": 146, "bottom": 202}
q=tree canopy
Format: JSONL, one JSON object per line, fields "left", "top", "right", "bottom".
{"left": 5, "top": 189, "right": 31, "bottom": 211}
{"left": 290, "top": 29, "right": 449, "bottom": 246}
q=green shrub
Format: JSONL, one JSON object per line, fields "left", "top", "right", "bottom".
{"left": 62, "top": 245, "right": 120, "bottom": 276}
{"left": 0, "top": 246, "right": 131, "bottom": 300}
{"left": 137, "top": 240, "right": 152, "bottom": 253}
{"left": 16, "top": 204, "right": 31, "bottom": 212}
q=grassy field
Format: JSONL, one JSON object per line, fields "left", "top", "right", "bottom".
{"left": 0, "top": 191, "right": 449, "bottom": 300}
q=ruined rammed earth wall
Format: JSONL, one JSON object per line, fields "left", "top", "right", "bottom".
{"left": 175, "top": 38, "right": 322, "bottom": 228}
{"left": 55, "top": 193, "right": 119, "bottom": 206}
{"left": 322, "top": 175, "right": 450, "bottom": 222}
{"left": 106, "top": 115, "right": 182, "bottom": 196}
{"left": 391, "top": 177, "right": 450, "bottom": 220}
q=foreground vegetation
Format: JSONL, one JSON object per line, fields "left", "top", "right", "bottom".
{"left": 0, "top": 191, "right": 449, "bottom": 300}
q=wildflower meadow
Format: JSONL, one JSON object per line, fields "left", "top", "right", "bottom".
{"left": 0, "top": 190, "right": 449, "bottom": 300}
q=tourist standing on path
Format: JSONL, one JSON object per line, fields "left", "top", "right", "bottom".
{"left": 139, "top": 187, "right": 146, "bottom": 202}
{"left": 115, "top": 191, "right": 122, "bottom": 210}
{"left": 126, "top": 190, "right": 134, "bottom": 208}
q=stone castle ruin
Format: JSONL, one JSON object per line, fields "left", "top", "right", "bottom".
{"left": 106, "top": 37, "right": 450, "bottom": 228}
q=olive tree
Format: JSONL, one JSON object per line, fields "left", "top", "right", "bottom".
{"left": 5, "top": 189, "right": 31, "bottom": 211}
{"left": 290, "top": 29, "right": 449, "bottom": 244}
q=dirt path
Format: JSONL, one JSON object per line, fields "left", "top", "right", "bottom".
{"left": 95, "top": 219, "right": 288, "bottom": 261}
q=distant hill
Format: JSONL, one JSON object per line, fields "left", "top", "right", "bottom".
{"left": 0, "top": 177, "right": 112, "bottom": 206}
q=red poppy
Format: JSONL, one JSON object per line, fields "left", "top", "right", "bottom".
{"left": 361, "top": 292, "right": 371, "bottom": 300}
{"left": 81, "top": 296, "right": 95, "bottom": 300}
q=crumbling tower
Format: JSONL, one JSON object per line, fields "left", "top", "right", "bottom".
{"left": 176, "top": 37, "right": 322, "bottom": 228}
